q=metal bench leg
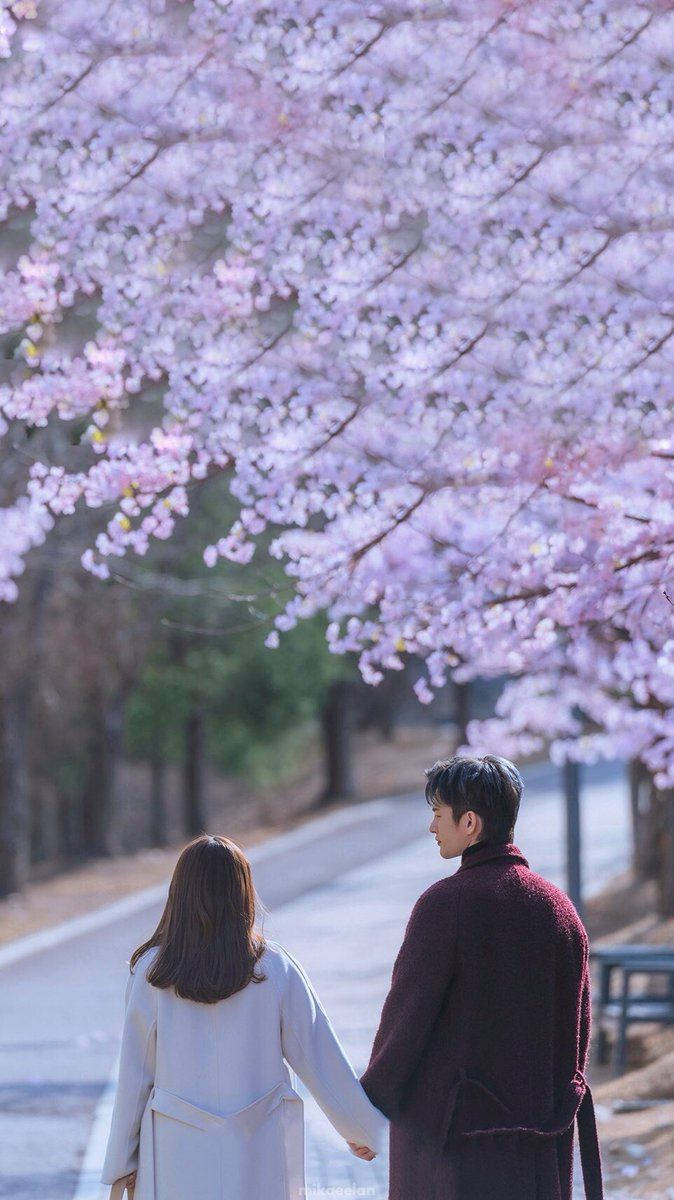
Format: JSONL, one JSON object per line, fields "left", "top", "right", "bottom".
{"left": 595, "top": 1026, "right": 609, "bottom": 1066}
{"left": 594, "top": 961, "right": 611, "bottom": 1065}
{"left": 613, "top": 971, "right": 630, "bottom": 1076}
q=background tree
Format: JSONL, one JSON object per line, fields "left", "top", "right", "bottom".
{"left": 0, "top": 2, "right": 671, "bottom": 895}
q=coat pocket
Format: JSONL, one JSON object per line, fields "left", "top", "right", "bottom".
{"left": 451, "top": 1070, "right": 515, "bottom": 1137}
{"left": 442, "top": 1068, "right": 588, "bottom": 1144}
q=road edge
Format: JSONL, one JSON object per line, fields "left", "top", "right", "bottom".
{"left": 0, "top": 797, "right": 398, "bottom": 970}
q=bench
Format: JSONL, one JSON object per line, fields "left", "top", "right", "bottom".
{"left": 589, "top": 945, "right": 674, "bottom": 1075}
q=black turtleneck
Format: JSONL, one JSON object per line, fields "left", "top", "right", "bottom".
{"left": 461, "top": 837, "right": 510, "bottom": 864}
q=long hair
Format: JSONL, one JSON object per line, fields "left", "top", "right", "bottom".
{"left": 129, "top": 834, "right": 267, "bottom": 1003}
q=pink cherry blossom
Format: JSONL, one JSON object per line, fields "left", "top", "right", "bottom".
{"left": 0, "top": 0, "right": 671, "bottom": 778}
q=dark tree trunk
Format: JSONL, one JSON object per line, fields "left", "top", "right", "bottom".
{"left": 31, "top": 777, "right": 60, "bottom": 866}
{"left": 629, "top": 759, "right": 658, "bottom": 880}
{"left": 654, "top": 786, "right": 674, "bottom": 918}
{"left": 0, "top": 567, "right": 52, "bottom": 894}
{"left": 0, "top": 680, "right": 32, "bottom": 896}
{"left": 358, "top": 671, "right": 406, "bottom": 741}
{"left": 184, "top": 708, "right": 206, "bottom": 835}
{"left": 319, "top": 680, "right": 357, "bottom": 805}
{"left": 82, "top": 688, "right": 126, "bottom": 858}
{"left": 150, "top": 739, "right": 169, "bottom": 847}
{"left": 57, "top": 785, "right": 81, "bottom": 862}
{"left": 454, "top": 681, "right": 472, "bottom": 746}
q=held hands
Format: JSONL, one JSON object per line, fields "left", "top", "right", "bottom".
{"left": 347, "top": 1141, "right": 377, "bottom": 1161}
{"left": 113, "top": 1171, "right": 136, "bottom": 1198}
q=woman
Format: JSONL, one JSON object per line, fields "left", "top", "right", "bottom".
{"left": 101, "top": 834, "right": 387, "bottom": 1200}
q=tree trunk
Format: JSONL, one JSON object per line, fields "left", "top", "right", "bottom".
{"left": 57, "top": 785, "right": 81, "bottom": 862}
{"left": 358, "top": 671, "right": 406, "bottom": 741}
{"left": 454, "top": 681, "right": 472, "bottom": 747}
{"left": 31, "top": 776, "right": 60, "bottom": 867}
{"left": 319, "top": 680, "right": 357, "bottom": 805}
{"left": 184, "top": 708, "right": 206, "bottom": 835}
{"left": 150, "top": 740, "right": 169, "bottom": 847}
{"left": 82, "top": 688, "right": 126, "bottom": 858}
{"left": 0, "top": 680, "right": 32, "bottom": 896}
{"left": 654, "top": 786, "right": 674, "bottom": 918}
{"left": 629, "top": 758, "right": 658, "bottom": 880}
{"left": 0, "top": 566, "right": 52, "bottom": 894}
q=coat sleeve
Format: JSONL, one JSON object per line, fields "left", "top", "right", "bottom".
{"left": 360, "top": 880, "right": 458, "bottom": 1119}
{"left": 101, "top": 961, "right": 157, "bottom": 1184}
{"left": 279, "top": 948, "right": 389, "bottom": 1154}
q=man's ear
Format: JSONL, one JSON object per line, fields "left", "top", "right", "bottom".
{"left": 467, "top": 810, "right": 484, "bottom": 837}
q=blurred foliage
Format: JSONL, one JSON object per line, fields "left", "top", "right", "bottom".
{"left": 123, "top": 472, "right": 355, "bottom": 785}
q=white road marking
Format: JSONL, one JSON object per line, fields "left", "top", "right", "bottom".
{"left": 72, "top": 1060, "right": 119, "bottom": 1200}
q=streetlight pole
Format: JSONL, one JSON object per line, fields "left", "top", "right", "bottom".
{"left": 563, "top": 759, "right": 583, "bottom": 921}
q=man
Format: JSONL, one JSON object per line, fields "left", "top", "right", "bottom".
{"left": 356, "top": 754, "right": 604, "bottom": 1200}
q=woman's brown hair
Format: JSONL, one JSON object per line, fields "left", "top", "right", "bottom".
{"left": 129, "top": 834, "right": 267, "bottom": 1003}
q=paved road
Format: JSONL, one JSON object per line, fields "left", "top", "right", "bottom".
{"left": 0, "top": 760, "right": 630, "bottom": 1199}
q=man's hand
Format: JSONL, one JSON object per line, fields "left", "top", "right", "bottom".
{"left": 347, "top": 1141, "right": 376, "bottom": 1161}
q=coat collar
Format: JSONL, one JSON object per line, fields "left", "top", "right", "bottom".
{"left": 457, "top": 842, "right": 529, "bottom": 872}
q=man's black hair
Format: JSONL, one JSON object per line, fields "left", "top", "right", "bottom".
{"left": 424, "top": 754, "right": 523, "bottom": 841}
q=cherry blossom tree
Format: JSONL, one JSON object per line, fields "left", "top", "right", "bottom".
{"left": 0, "top": 1, "right": 672, "bottom": 785}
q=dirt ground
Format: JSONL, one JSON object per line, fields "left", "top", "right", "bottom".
{"left": 584, "top": 872, "right": 674, "bottom": 1199}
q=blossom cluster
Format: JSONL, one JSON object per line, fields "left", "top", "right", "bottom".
{"left": 0, "top": 1, "right": 672, "bottom": 777}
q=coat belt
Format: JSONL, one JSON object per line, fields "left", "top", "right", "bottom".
{"left": 576, "top": 1081, "right": 604, "bottom": 1200}
{"left": 136, "top": 1077, "right": 305, "bottom": 1200}
{"left": 440, "top": 1068, "right": 603, "bottom": 1200}
{"left": 149, "top": 1078, "right": 302, "bottom": 1138}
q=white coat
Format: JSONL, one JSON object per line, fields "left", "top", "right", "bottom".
{"left": 101, "top": 940, "right": 388, "bottom": 1200}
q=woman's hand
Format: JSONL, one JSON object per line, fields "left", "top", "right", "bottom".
{"left": 347, "top": 1141, "right": 376, "bottom": 1161}
{"left": 116, "top": 1171, "right": 136, "bottom": 1197}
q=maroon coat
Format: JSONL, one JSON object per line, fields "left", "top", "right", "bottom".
{"left": 360, "top": 841, "right": 604, "bottom": 1200}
